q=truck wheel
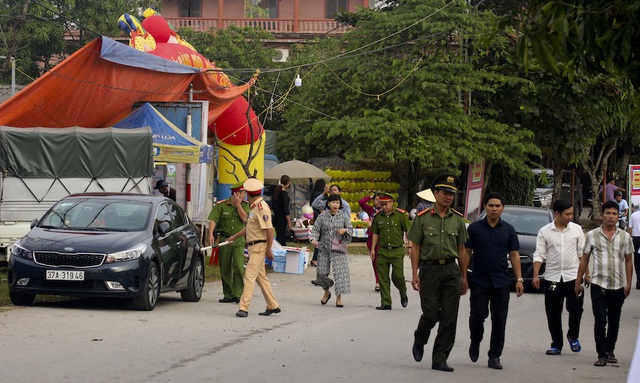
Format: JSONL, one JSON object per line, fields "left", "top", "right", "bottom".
{"left": 132, "top": 262, "right": 159, "bottom": 311}
{"left": 180, "top": 255, "right": 204, "bottom": 302}
{"left": 10, "top": 291, "right": 35, "bottom": 306}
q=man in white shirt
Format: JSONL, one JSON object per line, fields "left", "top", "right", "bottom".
{"left": 576, "top": 200, "right": 634, "bottom": 367}
{"left": 533, "top": 199, "right": 586, "bottom": 356}
{"left": 626, "top": 206, "right": 640, "bottom": 290}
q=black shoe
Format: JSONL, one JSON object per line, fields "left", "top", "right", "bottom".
{"left": 401, "top": 296, "right": 408, "bottom": 308}
{"left": 219, "top": 297, "right": 236, "bottom": 303}
{"left": 488, "top": 358, "right": 503, "bottom": 370}
{"left": 432, "top": 362, "right": 454, "bottom": 372}
{"left": 233, "top": 297, "right": 240, "bottom": 303}
{"left": 235, "top": 310, "right": 248, "bottom": 318}
{"left": 469, "top": 342, "right": 479, "bottom": 363}
{"left": 258, "top": 307, "right": 281, "bottom": 316}
{"left": 412, "top": 341, "right": 424, "bottom": 362}
{"left": 376, "top": 305, "right": 392, "bottom": 310}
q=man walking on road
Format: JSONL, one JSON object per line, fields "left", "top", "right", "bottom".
{"left": 207, "top": 181, "right": 250, "bottom": 304}
{"left": 627, "top": 207, "right": 640, "bottom": 290}
{"left": 370, "top": 192, "right": 410, "bottom": 310}
{"left": 407, "top": 174, "right": 468, "bottom": 372}
{"left": 227, "top": 178, "right": 281, "bottom": 318}
{"left": 576, "top": 200, "right": 634, "bottom": 367}
{"left": 463, "top": 192, "right": 523, "bottom": 370}
{"left": 533, "top": 199, "right": 586, "bottom": 356}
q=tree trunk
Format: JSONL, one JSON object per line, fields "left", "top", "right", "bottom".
{"left": 581, "top": 137, "right": 619, "bottom": 220}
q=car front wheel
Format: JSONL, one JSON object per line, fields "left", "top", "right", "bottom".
{"left": 180, "top": 255, "right": 204, "bottom": 302}
{"left": 132, "top": 262, "right": 160, "bottom": 311}
{"left": 10, "top": 290, "right": 35, "bottom": 306}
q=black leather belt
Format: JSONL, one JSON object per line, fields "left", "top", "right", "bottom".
{"left": 421, "top": 258, "right": 456, "bottom": 266}
{"left": 217, "top": 232, "right": 232, "bottom": 238}
{"left": 379, "top": 245, "right": 402, "bottom": 250}
{"left": 246, "top": 240, "right": 267, "bottom": 247}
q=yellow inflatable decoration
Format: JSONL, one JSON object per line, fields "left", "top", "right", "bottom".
{"left": 217, "top": 133, "right": 265, "bottom": 184}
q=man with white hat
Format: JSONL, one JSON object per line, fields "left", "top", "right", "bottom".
{"left": 227, "top": 178, "right": 281, "bottom": 317}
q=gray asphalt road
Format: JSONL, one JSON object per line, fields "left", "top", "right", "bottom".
{"left": 1, "top": 254, "right": 638, "bottom": 383}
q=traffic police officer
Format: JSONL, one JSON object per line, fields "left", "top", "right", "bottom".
{"left": 227, "top": 178, "right": 281, "bottom": 318}
{"left": 207, "top": 180, "right": 250, "bottom": 303}
{"left": 370, "top": 192, "right": 410, "bottom": 310}
{"left": 407, "top": 173, "right": 469, "bottom": 372}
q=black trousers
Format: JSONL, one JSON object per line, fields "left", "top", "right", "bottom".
{"left": 469, "top": 282, "right": 510, "bottom": 359}
{"left": 543, "top": 279, "right": 583, "bottom": 351}
{"left": 633, "top": 237, "right": 640, "bottom": 289}
{"left": 414, "top": 263, "right": 461, "bottom": 364}
{"left": 591, "top": 284, "right": 626, "bottom": 359}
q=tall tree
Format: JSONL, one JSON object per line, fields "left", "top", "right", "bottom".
{"left": 518, "top": 0, "right": 640, "bottom": 88}
{"left": 0, "top": 1, "right": 157, "bottom": 83}
{"left": 277, "top": 0, "right": 539, "bottom": 208}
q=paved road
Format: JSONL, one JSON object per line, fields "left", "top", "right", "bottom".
{"left": 1, "top": 254, "right": 638, "bottom": 383}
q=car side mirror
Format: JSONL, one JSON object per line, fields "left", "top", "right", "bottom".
{"left": 30, "top": 218, "right": 39, "bottom": 229}
{"left": 157, "top": 221, "right": 171, "bottom": 236}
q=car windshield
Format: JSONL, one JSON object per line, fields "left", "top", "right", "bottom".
{"left": 501, "top": 210, "right": 550, "bottom": 236}
{"left": 39, "top": 199, "right": 152, "bottom": 231}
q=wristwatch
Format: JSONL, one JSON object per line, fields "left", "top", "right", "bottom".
{"left": 516, "top": 278, "right": 524, "bottom": 283}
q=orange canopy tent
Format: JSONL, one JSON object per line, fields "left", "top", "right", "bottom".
{"left": 0, "top": 36, "right": 251, "bottom": 128}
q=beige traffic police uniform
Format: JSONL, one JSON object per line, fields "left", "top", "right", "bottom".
{"left": 239, "top": 194, "right": 279, "bottom": 312}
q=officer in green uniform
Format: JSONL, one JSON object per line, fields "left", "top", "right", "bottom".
{"left": 370, "top": 192, "right": 411, "bottom": 310}
{"left": 207, "top": 181, "right": 250, "bottom": 303}
{"left": 407, "top": 174, "right": 469, "bottom": 373}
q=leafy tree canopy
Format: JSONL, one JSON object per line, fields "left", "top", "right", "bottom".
{"left": 517, "top": 0, "right": 640, "bottom": 88}
{"left": 279, "top": 0, "right": 539, "bottom": 176}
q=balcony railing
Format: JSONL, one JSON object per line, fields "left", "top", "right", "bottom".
{"left": 165, "top": 18, "right": 350, "bottom": 34}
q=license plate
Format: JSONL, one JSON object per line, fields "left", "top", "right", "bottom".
{"left": 46, "top": 270, "right": 85, "bottom": 281}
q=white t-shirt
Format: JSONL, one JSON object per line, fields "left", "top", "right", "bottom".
{"left": 618, "top": 199, "right": 629, "bottom": 222}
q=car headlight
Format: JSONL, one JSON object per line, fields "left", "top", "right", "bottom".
{"left": 11, "top": 243, "right": 33, "bottom": 260}
{"left": 105, "top": 243, "right": 147, "bottom": 263}
{"left": 539, "top": 194, "right": 552, "bottom": 201}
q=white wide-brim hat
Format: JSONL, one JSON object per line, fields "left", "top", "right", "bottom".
{"left": 416, "top": 188, "right": 435, "bottom": 202}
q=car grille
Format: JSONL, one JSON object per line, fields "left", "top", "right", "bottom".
{"left": 34, "top": 252, "right": 105, "bottom": 268}
{"left": 28, "top": 279, "right": 107, "bottom": 290}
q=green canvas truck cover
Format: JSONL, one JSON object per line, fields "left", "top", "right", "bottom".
{"left": 0, "top": 126, "right": 154, "bottom": 178}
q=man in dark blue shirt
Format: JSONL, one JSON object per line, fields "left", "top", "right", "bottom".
{"left": 461, "top": 192, "right": 524, "bottom": 370}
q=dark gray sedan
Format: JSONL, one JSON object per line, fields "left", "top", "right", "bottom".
{"left": 8, "top": 193, "right": 205, "bottom": 310}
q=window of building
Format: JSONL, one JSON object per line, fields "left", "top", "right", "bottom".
{"left": 326, "top": 0, "right": 348, "bottom": 19}
{"left": 245, "top": 0, "right": 278, "bottom": 18}
{"left": 179, "top": 0, "right": 201, "bottom": 18}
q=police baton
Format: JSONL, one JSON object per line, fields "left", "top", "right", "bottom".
{"left": 201, "top": 241, "right": 232, "bottom": 252}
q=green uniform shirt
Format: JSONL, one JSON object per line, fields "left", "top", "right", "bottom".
{"left": 407, "top": 207, "right": 468, "bottom": 261}
{"left": 208, "top": 200, "right": 250, "bottom": 239}
{"left": 371, "top": 208, "right": 410, "bottom": 248}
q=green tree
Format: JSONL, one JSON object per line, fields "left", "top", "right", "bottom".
{"left": 0, "top": 1, "right": 158, "bottom": 84}
{"left": 518, "top": 0, "right": 640, "bottom": 88}
{"left": 277, "top": 0, "right": 539, "bottom": 208}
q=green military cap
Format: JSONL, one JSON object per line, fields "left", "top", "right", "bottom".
{"left": 230, "top": 180, "right": 246, "bottom": 192}
{"left": 377, "top": 192, "right": 394, "bottom": 202}
{"left": 432, "top": 173, "right": 459, "bottom": 193}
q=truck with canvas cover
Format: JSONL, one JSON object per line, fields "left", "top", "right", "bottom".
{"left": 0, "top": 126, "right": 155, "bottom": 262}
